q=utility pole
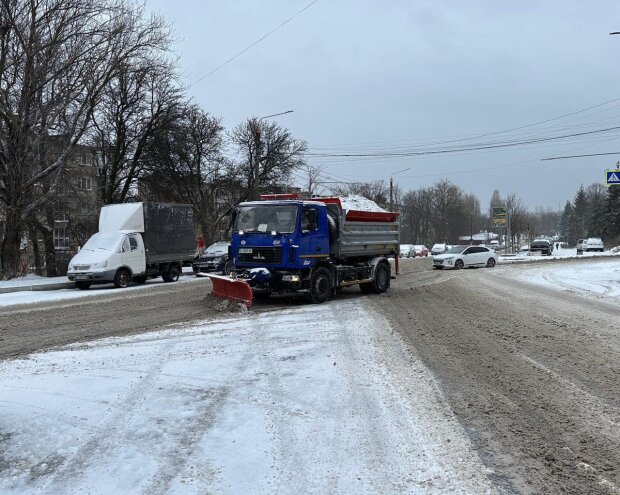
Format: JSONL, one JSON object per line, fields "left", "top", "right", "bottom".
{"left": 389, "top": 167, "right": 410, "bottom": 211}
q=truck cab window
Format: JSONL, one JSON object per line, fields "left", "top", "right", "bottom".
{"left": 129, "top": 236, "right": 138, "bottom": 251}
{"left": 301, "top": 208, "right": 318, "bottom": 232}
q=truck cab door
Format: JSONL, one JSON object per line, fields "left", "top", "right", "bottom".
{"left": 299, "top": 206, "right": 329, "bottom": 265}
{"left": 121, "top": 234, "right": 146, "bottom": 275}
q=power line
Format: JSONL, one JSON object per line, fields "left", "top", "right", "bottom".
{"left": 306, "top": 125, "right": 620, "bottom": 158}
{"left": 191, "top": 0, "right": 319, "bottom": 85}
{"left": 308, "top": 96, "right": 620, "bottom": 152}
{"left": 541, "top": 151, "right": 620, "bottom": 161}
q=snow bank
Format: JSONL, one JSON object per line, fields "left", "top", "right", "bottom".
{"left": 0, "top": 301, "right": 496, "bottom": 494}
{"left": 499, "top": 247, "right": 620, "bottom": 264}
{"left": 513, "top": 259, "right": 620, "bottom": 300}
{"left": 338, "top": 195, "right": 386, "bottom": 213}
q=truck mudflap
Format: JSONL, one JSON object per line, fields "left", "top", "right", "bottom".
{"left": 199, "top": 273, "right": 253, "bottom": 307}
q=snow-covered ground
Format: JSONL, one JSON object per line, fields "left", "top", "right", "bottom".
{"left": 514, "top": 259, "right": 620, "bottom": 300}
{"left": 499, "top": 247, "right": 620, "bottom": 264}
{"left": 0, "top": 269, "right": 199, "bottom": 307}
{"left": 0, "top": 301, "right": 496, "bottom": 494}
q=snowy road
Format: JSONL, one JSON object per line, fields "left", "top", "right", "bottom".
{"left": 0, "top": 301, "right": 495, "bottom": 495}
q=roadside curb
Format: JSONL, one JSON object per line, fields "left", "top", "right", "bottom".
{"left": 0, "top": 282, "right": 75, "bottom": 294}
{"left": 0, "top": 272, "right": 194, "bottom": 295}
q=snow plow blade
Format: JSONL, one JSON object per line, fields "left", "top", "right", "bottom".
{"left": 203, "top": 273, "right": 253, "bottom": 307}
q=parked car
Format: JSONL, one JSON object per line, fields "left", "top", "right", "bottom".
{"left": 192, "top": 241, "right": 231, "bottom": 275}
{"left": 576, "top": 239, "right": 585, "bottom": 254}
{"left": 583, "top": 237, "right": 604, "bottom": 252}
{"left": 431, "top": 243, "right": 448, "bottom": 255}
{"left": 412, "top": 245, "right": 429, "bottom": 257}
{"left": 529, "top": 239, "right": 553, "bottom": 256}
{"left": 399, "top": 244, "right": 414, "bottom": 258}
{"left": 432, "top": 245, "right": 497, "bottom": 270}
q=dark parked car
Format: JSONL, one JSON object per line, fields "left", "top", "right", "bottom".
{"left": 192, "top": 241, "right": 231, "bottom": 275}
{"left": 529, "top": 239, "right": 553, "bottom": 256}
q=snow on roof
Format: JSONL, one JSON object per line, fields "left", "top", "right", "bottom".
{"left": 338, "top": 195, "right": 386, "bottom": 213}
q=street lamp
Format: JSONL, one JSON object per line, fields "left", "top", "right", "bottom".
{"left": 252, "top": 110, "right": 294, "bottom": 200}
{"left": 389, "top": 167, "right": 410, "bottom": 211}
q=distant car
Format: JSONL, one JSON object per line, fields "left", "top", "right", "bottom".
{"left": 432, "top": 245, "right": 497, "bottom": 270}
{"left": 583, "top": 237, "right": 604, "bottom": 252}
{"left": 576, "top": 239, "right": 585, "bottom": 254}
{"left": 519, "top": 244, "right": 529, "bottom": 253}
{"left": 431, "top": 243, "right": 448, "bottom": 255}
{"left": 399, "top": 244, "right": 414, "bottom": 258}
{"left": 412, "top": 244, "right": 429, "bottom": 257}
{"left": 192, "top": 241, "right": 231, "bottom": 275}
{"left": 529, "top": 239, "right": 553, "bottom": 256}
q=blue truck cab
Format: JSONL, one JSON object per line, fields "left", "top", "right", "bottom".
{"left": 228, "top": 198, "right": 399, "bottom": 303}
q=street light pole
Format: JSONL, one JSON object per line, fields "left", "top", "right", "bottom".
{"left": 252, "top": 110, "right": 294, "bottom": 200}
{"left": 389, "top": 167, "right": 411, "bottom": 211}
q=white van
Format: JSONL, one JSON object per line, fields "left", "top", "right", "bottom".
{"left": 67, "top": 203, "right": 196, "bottom": 289}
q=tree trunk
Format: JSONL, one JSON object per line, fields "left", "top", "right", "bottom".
{"left": 28, "top": 222, "right": 43, "bottom": 276}
{"left": 0, "top": 212, "right": 23, "bottom": 280}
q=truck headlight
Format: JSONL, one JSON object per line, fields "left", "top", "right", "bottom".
{"left": 91, "top": 261, "right": 107, "bottom": 269}
{"left": 282, "top": 274, "right": 300, "bottom": 283}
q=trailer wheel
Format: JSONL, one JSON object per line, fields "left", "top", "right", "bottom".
{"left": 308, "top": 267, "right": 332, "bottom": 304}
{"left": 76, "top": 281, "right": 91, "bottom": 290}
{"left": 114, "top": 268, "right": 130, "bottom": 289}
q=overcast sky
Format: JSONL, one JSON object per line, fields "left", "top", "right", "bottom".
{"left": 147, "top": 0, "right": 620, "bottom": 210}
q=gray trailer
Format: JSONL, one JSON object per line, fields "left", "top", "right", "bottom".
{"left": 67, "top": 202, "right": 196, "bottom": 289}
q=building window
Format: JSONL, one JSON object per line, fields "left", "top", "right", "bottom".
{"left": 78, "top": 177, "right": 92, "bottom": 191}
{"left": 54, "top": 222, "right": 70, "bottom": 250}
{"left": 80, "top": 154, "right": 91, "bottom": 166}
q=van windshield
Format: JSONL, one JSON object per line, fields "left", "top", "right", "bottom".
{"left": 82, "top": 233, "right": 124, "bottom": 252}
{"left": 234, "top": 205, "right": 298, "bottom": 233}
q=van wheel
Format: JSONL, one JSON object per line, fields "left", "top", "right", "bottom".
{"left": 308, "top": 267, "right": 332, "bottom": 303}
{"left": 114, "top": 269, "right": 130, "bottom": 288}
{"left": 76, "top": 281, "right": 91, "bottom": 290}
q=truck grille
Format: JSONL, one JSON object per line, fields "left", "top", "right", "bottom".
{"left": 238, "top": 247, "right": 282, "bottom": 264}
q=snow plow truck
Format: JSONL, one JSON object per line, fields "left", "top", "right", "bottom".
{"left": 205, "top": 194, "right": 400, "bottom": 307}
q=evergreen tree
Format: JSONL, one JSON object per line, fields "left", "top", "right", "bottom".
{"left": 602, "top": 186, "right": 620, "bottom": 244}
{"left": 559, "top": 201, "right": 576, "bottom": 245}
{"left": 572, "top": 185, "right": 588, "bottom": 239}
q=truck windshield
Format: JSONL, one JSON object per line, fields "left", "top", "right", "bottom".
{"left": 82, "top": 233, "right": 124, "bottom": 252}
{"left": 234, "top": 205, "right": 298, "bottom": 233}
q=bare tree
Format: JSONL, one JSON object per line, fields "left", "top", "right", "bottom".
{"left": 0, "top": 0, "right": 171, "bottom": 278}
{"left": 230, "top": 118, "right": 306, "bottom": 202}
{"left": 141, "top": 104, "right": 228, "bottom": 242}
{"left": 91, "top": 58, "right": 182, "bottom": 204}
{"left": 330, "top": 180, "right": 390, "bottom": 209}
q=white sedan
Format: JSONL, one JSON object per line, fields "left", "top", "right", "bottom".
{"left": 432, "top": 245, "right": 497, "bottom": 270}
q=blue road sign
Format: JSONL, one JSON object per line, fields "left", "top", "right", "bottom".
{"left": 606, "top": 170, "right": 620, "bottom": 186}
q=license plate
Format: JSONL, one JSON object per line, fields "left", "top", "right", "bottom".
{"left": 75, "top": 274, "right": 89, "bottom": 280}
{"left": 239, "top": 248, "right": 252, "bottom": 254}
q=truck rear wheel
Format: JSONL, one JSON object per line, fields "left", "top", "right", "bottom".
{"left": 162, "top": 264, "right": 181, "bottom": 283}
{"left": 308, "top": 267, "right": 332, "bottom": 304}
{"left": 114, "top": 269, "right": 130, "bottom": 289}
{"left": 362, "top": 261, "right": 390, "bottom": 294}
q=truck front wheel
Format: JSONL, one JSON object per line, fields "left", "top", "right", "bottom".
{"left": 308, "top": 267, "right": 332, "bottom": 304}
{"left": 114, "top": 269, "right": 130, "bottom": 289}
